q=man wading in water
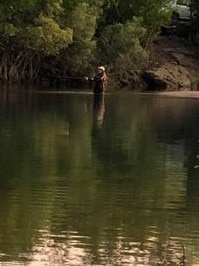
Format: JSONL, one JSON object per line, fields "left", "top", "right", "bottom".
{"left": 94, "top": 66, "right": 107, "bottom": 94}
{"left": 93, "top": 66, "right": 107, "bottom": 127}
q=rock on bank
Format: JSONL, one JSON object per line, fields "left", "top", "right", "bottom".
{"left": 142, "top": 35, "right": 199, "bottom": 91}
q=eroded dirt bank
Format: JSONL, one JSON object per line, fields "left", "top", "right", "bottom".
{"left": 142, "top": 35, "right": 199, "bottom": 91}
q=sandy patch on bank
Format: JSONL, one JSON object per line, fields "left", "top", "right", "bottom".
{"left": 154, "top": 91, "right": 199, "bottom": 99}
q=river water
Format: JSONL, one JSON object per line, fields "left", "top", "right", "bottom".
{"left": 0, "top": 88, "right": 199, "bottom": 265}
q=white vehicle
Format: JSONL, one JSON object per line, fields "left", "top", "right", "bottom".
{"left": 160, "top": 2, "right": 196, "bottom": 35}
{"left": 172, "top": 4, "right": 191, "bottom": 21}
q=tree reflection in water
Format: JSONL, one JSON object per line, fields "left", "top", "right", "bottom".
{"left": 0, "top": 90, "right": 198, "bottom": 265}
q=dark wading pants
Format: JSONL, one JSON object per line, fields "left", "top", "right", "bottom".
{"left": 94, "top": 83, "right": 104, "bottom": 94}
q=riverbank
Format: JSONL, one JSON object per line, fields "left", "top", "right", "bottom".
{"left": 142, "top": 35, "right": 199, "bottom": 91}
{"left": 153, "top": 91, "right": 199, "bottom": 99}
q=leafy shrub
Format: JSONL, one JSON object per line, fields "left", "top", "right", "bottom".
{"left": 63, "top": 2, "right": 98, "bottom": 72}
{"left": 21, "top": 15, "right": 73, "bottom": 55}
{"left": 99, "top": 19, "right": 148, "bottom": 73}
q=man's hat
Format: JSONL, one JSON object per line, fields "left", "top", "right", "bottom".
{"left": 98, "top": 66, "right": 105, "bottom": 72}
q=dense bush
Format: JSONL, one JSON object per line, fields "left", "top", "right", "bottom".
{"left": 99, "top": 19, "right": 148, "bottom": 73}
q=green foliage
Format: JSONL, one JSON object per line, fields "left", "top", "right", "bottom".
{"left": 62, "top": 0, "right": 103, "bottom": 11}
{"left": 41, "top": 0, "right": 64, "bottom": 17}
{"left": 0, "top": 0, "right": 40, "bottom": 37}
{"left": 139, "top": 0, "right": 171, "bottom": 28}
{"left": 99, "top": 19, "right": 148, "bottom": 72}
{"left": 69, "top": 2, "right": 97, "bottom": 40}
{"left": 139, "top": 0, "right": 172, "bottom": 47}
{"left": 102, "top": 0, "right": 170, "bottom": 24}
{"left": 21, "top": 15, "right": 73, "bottom": 55}
{"left": 64, "top": 2, "right": 98, "bottom": 72}
{"left": 0, "top": 23, "right": 19, "bottom": 37}
{"left": 99, "top": 0, "right": 172, "bottom": 55}
{"left": 0, "top": 0, "right": 194, "bottom": 83}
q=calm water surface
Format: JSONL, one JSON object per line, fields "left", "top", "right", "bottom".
{"left": 0, "top": 89, "right": 199, "bottom": 265}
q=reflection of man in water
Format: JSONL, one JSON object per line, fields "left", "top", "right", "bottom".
{"left": 93, "top": 93, "right": 105, "bottom": 127}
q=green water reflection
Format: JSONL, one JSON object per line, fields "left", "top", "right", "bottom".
{"left": 0, "top": 89, "right": 199, "bottom": 265}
